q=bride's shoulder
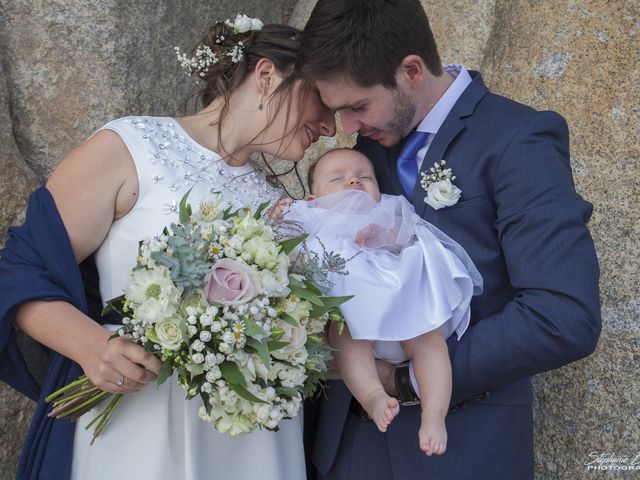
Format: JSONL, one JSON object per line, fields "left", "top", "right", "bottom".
{"left": 98, "top": 115, "right": 167, "bottom": 133}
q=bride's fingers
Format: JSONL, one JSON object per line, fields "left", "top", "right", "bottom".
{"left": 122, "top": 343, "right": 162, "bottom": 377}
{"left": 111, "top": 372, "right": 145, "bottom": 393}
{"left": 96, "top": 338, "right": 159, "bottom": 389}
{"left": 105, "top": 337, "right": 161, "bottom": 378}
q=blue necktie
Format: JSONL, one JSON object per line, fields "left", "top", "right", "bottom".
{"left": 396, "top": 131, "right": 429, "bottom": 195}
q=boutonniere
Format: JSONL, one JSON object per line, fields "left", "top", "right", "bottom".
{"left": 420, "top": 160, "right": 462, "bottom": 210}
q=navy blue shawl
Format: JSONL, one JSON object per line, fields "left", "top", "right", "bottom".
{"left": 0, "top": 187, "right": 97, "bottom": 479}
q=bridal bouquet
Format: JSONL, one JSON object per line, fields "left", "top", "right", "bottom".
{"left": 46, "top": 193, "right": 349, "bottom": 442}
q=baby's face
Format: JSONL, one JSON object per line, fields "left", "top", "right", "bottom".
{"left": 311, "top": 150, "right": 381, "bottom": 201}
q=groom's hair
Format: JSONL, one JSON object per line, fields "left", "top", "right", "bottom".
{"left": 297, "top": 0, "right": 442, "bottom": 88}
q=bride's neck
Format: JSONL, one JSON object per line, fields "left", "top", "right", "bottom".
{"left": 178, "top": 94, "right": 262, "bottom": 167}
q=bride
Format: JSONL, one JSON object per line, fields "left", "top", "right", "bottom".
{"left": 0, "top": 17, "right": 335, "bottom": 480}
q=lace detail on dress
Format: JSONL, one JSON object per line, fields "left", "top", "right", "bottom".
{"left": 121, "top": 116, "right": 282, "bottom": 211}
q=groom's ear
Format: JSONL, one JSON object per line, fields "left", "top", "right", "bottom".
{"left": 254, "top": 58, "right": 276, "bottom": 94}
{"left": 398, "top": 54, "right": 426, "bottom": 89}
{"left": 307, "top": 194, "right": 317, "bottom": 201}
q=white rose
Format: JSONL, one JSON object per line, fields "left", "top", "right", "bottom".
{"left": 214, "top": 412, "right": 254, "bottom": 437}
{"left": 242, "top": 236, "right": 279, "bottom": 269}
{"left": 251, "top": 18, "right": 264, "bottom": 31}
{"left": 259, "top": 269, "right": 287, "bottom": 296}
{"left": 254, "top": 404, "right": 272, "bottom": 423}
{"left": 251, "top": 354, "right": 270, "bottom": 379}
{"left": 272, "top": 321, "right": 308, "bottom": 363}
{"left": 153, "top": 317, "right": 184, "bottom": 350}
{"left": 278, "top": 365, "right": 306, "bottom": 387}
{"left": 206, "top": 366, "right": 222, "bottom": 382}
{"left": 234, "top": 14, "right": 254, "bottom": 33}
{"left": 284, "top": 297, "right": 312, "bottom": 323}
{"left": 234, "top": 214, "right": 263, "bottom": 238}
{"left": 228, "top": 234, "right": 244, "bottom": 251}
{"left": 424, "top": 179, "right": 462, "bottom": 210}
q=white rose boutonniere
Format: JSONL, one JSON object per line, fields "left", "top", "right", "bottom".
{"left": 420, "top": 160, "right": 462, "bottom": 210}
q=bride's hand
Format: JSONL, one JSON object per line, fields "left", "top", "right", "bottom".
{"left": 80, "top": 330, "right": 162, "bottom": 394}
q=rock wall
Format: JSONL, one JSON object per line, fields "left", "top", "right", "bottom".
{"left": 1, "top": 0, "right": 638, "bottom": 478}
{"left": 290, "top": 1, "right": 639, "bottom": 479}
{"left": 0, "top": 1, "right": 295, "bottom": 477}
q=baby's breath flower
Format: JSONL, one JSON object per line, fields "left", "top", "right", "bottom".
{"left": 175, "top": 45, "right": 219, "bottom": 77}
{"left": 192, "top": 353, "right": 205, "bottom": 364}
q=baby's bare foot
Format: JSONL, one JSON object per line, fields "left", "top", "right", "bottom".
{"left": 419, "top": 414, "right": 447, "bottom": 456}
{"left": 362, "top": 391, "right": 400, "bottom": 432}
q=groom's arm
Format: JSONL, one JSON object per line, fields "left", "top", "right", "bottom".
{"left": 448, "top": 110, "right": 600, "bottom": 405}
{"left": 382, "top": 111, "right": 601, "bottom": 406}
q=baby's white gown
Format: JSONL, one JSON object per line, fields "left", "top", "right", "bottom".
{"left": 71, "top": 117, "right": 306, "bottom": 480}
{"left": 287, "top": 190, "right": 483, "bottom": 362}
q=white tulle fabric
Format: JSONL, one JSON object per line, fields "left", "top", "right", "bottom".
{"left": 287, "top": 190, "right": 482, "bottom": 360}
{"left": 70, "top": 117, "right": 304, "bottom": 480}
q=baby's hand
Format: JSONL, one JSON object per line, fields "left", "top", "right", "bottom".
{"left": 355, "top": 224, "right": 399, "bottom": 250}
{"left": 267, "top": 197, "right": 294, "bottom": 220}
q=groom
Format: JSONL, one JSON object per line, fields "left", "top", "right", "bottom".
{"left": 297, "top": 1, "right": 601, "bottom": 479}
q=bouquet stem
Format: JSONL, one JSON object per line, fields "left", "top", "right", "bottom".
{"left": 46, "top": 375, "right": 124, "bottom": 443}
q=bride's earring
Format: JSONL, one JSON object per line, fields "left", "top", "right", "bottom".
{"left": 259, "top": 78, "right": 271, "bottom": 111}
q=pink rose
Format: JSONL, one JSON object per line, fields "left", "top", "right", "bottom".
{"left": 204, "top": 259, "right": 258, "bottom": 305}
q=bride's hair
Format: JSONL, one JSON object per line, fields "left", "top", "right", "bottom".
{"left": 180, "top": 22, "right": 316, "bottom": 198}
{"left": 188, "top": 22, "right": 311, "bottom": 152}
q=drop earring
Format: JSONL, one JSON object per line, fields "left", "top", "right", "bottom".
{"left": 259, "top": 78, "right": 270, "bottom": 111}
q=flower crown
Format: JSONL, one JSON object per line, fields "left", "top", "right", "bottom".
{"left": 175, "top": 14, "right": 264, "bottom": 77}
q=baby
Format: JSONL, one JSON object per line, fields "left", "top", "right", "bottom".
{"left": 292, "top": 148, "right": 482, "bottom": 456}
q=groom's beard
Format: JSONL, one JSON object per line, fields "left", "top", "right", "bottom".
{"left": 381, "top": 88, "right": 417, "bottom": 147}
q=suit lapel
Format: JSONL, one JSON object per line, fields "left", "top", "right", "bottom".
{"left": 410, "top": 71, "right": 490, "bottom": 215}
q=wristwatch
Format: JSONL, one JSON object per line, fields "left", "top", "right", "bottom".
{"left": 394, "top": 362, "right": 492, "bottom": 409}
{"left": 394, "top": 363, "right": 421, "bottom": 406}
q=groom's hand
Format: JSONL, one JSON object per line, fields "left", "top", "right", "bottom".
{"left": 375, "top": 359, "right": 398, "bottom": 396}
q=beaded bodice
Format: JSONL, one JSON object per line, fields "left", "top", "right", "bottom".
{"left": 94, "top": 116, "right": 283, "bottom": 302}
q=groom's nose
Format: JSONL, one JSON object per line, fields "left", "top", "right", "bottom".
{"left": 339, "top": 111, "right": 360, "bottom": 136}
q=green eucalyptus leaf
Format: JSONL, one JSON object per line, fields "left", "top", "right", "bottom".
{"left": 244, "top": 317, "right": 266, "bottom": 337}
{"left": 102, "top": 295, "right": 127, "bottom": 316}
{"left": 245, "top": 337, "right": 271, "bottom": 369}
{"left": 279, "top": 235, "right": 308, "bottom": 255}
{"left": 179, "top": 188, "right": 194, "bottom": 224}
{"left": 280, "top": 313, "right": 301, "bottom": 327}
{"left": 275, "top": 386, "right": 299, "bottom": 399}
{"left": 289, "top": 284, "right": 323, "bottom": 306}
{"left": 220, "top": 361, "right": 246, "bottom": 387}
{"left": 268, "top": 340, "right": 290, "bottom": 351}
{"left": 157, "top": 360, "right": 173, "bottom": 386}
{"left": 310, "top": 295, "right": 353, "bottom": 318}
{"left": 253, "top": 200, "right": 272, "bottom": 219}
{"left": 228, "top": 382, "right": 268, "bottom": 404}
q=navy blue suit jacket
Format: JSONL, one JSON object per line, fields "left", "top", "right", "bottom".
{"left": 311, "top": 72, "right": 601, "bottom": 479}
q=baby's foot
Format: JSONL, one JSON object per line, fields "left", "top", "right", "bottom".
{"left": 419, "top": 414, "right": 447, "bottom": 456}
{"left": 363, "top": 391, "right": 400, "bottom": 432}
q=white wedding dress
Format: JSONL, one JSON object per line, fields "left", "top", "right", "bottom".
{"left": 71, "top": 117, "right": 306, "bottom": 480}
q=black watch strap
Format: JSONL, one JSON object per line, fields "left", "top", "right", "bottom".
{"left": 394, "top": 364, "right": 420, "bottom": 406}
